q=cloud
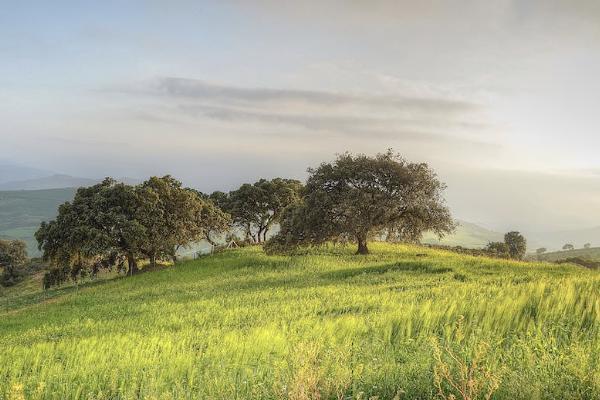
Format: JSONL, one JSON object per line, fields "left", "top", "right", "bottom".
{"left": 151, "top": 77, "right": 477, "bottom": 114}
{"left": 112, "top": 76, "right": 491, "bottom": 149}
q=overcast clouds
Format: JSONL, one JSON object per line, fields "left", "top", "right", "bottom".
{"left": 1, "top": 1, "right": 600, "bottom": 231}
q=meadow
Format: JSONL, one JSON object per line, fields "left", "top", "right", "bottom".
{"left": 0, "top": 243, "right": 599, "bottom": 399}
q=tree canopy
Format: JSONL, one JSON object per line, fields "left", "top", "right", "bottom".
{"left": 267, "top": 150, "right": 455, "bottom": 254}
{"left": 211, "top": 178, "right": 302, "bottom": 243}
{"left": 36, "top": 176, "right": 230, "bottom": 287}
{"left": 504, "top": 231, "right": 527, "bottom": 260}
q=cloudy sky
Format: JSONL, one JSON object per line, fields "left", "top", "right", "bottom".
{"left": 2, "top": 1, "right": 600, "bottom": 232}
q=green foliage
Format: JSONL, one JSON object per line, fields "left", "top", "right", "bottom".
{"left": 1, "top": 243, "right": 599, "bottom": 399}
{"left": 584, "top": 243, "right": 591, "bottom": 249}
{"left": 0, "top": 239, "right": 28, "bottom": 286}
{"left": 484, "top": 241, "right": 509, "bottom": 258}
{"left": 485, "top": 232, "right": 527, "bottom": 260}
{"left": 211, "top": 178, "right": 302, "bottom": 243}
{"left": 36, "top": 176, "right": 230, "bottom": 287}
{"left": 563, "top": 243, "right": 575, "bottom": 251}
{"left": 536, "top": 247, "right": 547, "bottom": 255}
{"left": 268, "top": 150, "right": 455, "bottom": 255}
{"left": 504, "top": 231, "right": 527, "bottom": 260}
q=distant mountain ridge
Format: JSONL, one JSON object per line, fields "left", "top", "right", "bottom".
{"left": 0, "top": 174, "right": 99, "bottom": 190}
{"left": 0, "top": 162, "right": 52, "bottom": 184}
{"left": 0, "top": 174, "right": 140, "bottom": 190}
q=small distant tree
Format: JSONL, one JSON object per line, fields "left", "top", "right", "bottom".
{"left": 215, "top": 178, "right": 302, "bottom": 243}
{"left": 536, "top": 247, "right": 547, "bottom": 255}
{"left": 583, "top": 243, "right": 591, "bottom": 249}
{"left": 504, "top": 231, "right": 527, "bottom": 260}
{"left": 0, "top": 239, "right": 28, "bottom": 286}
{"left": 267, "top": 150, "right": 455, "bottom": 254}
{"left": 485, "top": 241, "right": 509, "bottom": 258}
{"left": 563, "top": 244, "right": 574, "bottom": 251}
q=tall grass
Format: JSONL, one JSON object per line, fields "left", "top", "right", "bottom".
{"left": 0, "top": 243, "right": 599, "bottom": 399}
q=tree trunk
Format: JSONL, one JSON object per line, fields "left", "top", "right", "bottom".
{"left": 149, "top": 253, "right": 157, "bottom": 268}
{"left": 127, "top": 252, "right": 139, "bottom": 275}
{"left": 356, "top": 233, "right": 369, "bottom": 255}
{"left": 263, "top": 229, "right": 268, "bottom": 242}
{"left": 206, "top": 232, "right": 217, "bottom": 247}
{"left": 171, "top": 246, "right": 179, "bottom": 264}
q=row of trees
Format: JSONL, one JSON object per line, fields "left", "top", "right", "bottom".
{"left": 36, "top": 150, "right": 458, "bottom": 286}
{"left": 36, "top": 176, "right": 230, "bottom": 286}
{"left": 536, "top": 242, "right": 593, "bottom": 255}
{"left": 36, "top": 176, "right": 304, "bottom": 287}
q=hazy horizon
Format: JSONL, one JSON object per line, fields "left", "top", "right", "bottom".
{"left": 3, "top": 1, "right": 600, "bottom": 232}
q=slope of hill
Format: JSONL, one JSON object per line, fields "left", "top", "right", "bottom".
{"left": 538, "top": 246, "right": 600, "bottom": 262}
{"left": 0, "top": 188, "right": 76, "bottom": 255}
{"left": 422, "top": 219, "right": 503, "bottom": 248}
{"left": 0, "top": 174, "right": 98, "bottom": 190}
{"left": 1, "top": 244, "right": 598, "bottom": 399}
{"left": 0, "top": 162, "right": 52, "bottom": 184}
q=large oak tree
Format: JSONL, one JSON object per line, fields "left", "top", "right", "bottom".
{"left": 267, "top": 150, "right": 455, "bottom": 254}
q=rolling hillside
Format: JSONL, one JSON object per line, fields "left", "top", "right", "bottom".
{"left": 0, "top": 188, "right": 76, "bottom": 255}
{"left": 422, "top": 219, "right": 503, "bottom": 248}
{"left": 538, "top": 246, "right": 600, "bottom": 262}
{"left": 1, "top": 244, "right": 598, "bottom": 399}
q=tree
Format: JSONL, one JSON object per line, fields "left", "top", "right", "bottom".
{"left": 36, "top": 179, "right": 144, "bottom": 278}
{"left": 485, "top": 241, "right": 509, "bottom": 258}
{"left": 135, "top": 176, "right": 206, "bottom": 266}
{"left": 504, "top": 231, "right": 527, "bottom": 260}
{"left": 563, "top": 244, "right": 575, "bottom": 251}
{"left": 216, "top": 178, "right": 302, "bottom": 243}
{"left": 583, "top": 243, "right": 591, "bottom": 249}
{"left": 536, "top": 247, "right": 547, "bottom": 255}
{"left": 197, "top": 198, "right": 231, "bottom": 246}
{"left": 0, "top": 239, "right": 28, "bottom": 286}
{"left": 267, "top": 150, "right": 455, "bottom": 254}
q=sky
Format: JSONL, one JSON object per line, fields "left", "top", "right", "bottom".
{"left": 1, "top": 0, "right": 600, "bottom": 232}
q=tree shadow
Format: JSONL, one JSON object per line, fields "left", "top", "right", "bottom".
{"left": 320, "top": 261, "right": 453, "bottom": 281}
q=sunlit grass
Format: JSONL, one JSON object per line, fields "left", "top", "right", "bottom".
{"left": 1, "top": 243, "right": 599, "bottom": 399}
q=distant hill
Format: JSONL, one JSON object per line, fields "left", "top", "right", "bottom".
{"left": 0, "top": 174, "right": 99, "bottom": 190}
{"left": 528, "top": 227, "right": 600, "bottom": 251}
{"left": 0, "top": 174, "right": 141, "bottom": 191}
{"left": 422, "top": 220, "right": 504, "bottom": 249}
{"left": 0, "top": 162, "right": 52, "bottom": 184}
{"left": 0, "top": 188, "right": 76, "bottom": 255}
{"left": 538, "top": 247, "right": 600, "bottom": 262}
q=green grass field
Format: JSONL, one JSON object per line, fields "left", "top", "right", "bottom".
{"left": 1, "top": 243, "right": 599, "bottom": 399}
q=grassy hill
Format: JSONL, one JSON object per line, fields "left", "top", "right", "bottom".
{"left": 422, "top": 219, "right": 503, "bottom": 248}
{"left": 0, "top": 188, "right": 76, "bottom": 255}
{"left": 538, "top": 246, "right": 600, "bottom": 262}
{"left": 1, "top": 243, "right": 598, "bottom": 399}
